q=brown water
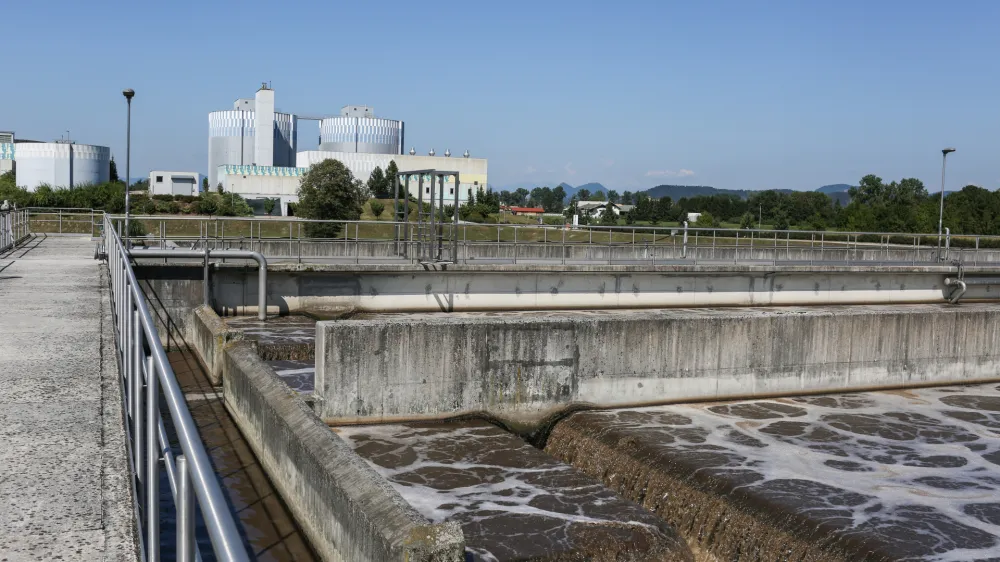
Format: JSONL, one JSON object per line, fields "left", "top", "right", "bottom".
{"left": 336, "top": 419, "right": 694, "bottom": 561}
{"left": 170, "top": 349, "right": 318, "bottom": 561}
{"left": 545, "top": 383, "right": 1000, "bottom": 562}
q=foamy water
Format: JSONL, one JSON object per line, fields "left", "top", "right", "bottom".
{"left": 336, "top": 420, "right": 689, "bottom": 561}
{"left": 570, "top": 383, "right": 1000, "bottom": 561}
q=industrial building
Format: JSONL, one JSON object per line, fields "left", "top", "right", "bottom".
{"left": 149, "top": 171, "right": 201, "bottom": 196}
{"left": 0, "top": 131, "right": 111, "bottom": 191}
{"left": 210, "top": 86, "right": 487, "bottom": 216}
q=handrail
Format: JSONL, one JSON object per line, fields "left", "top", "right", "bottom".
{"left": 0, "top": 208, "right": 30, "bottom": 253}
{"left": 129, "top": 248, "right": 268, "bottom": 321}
{"left": 103, "top": 214, "right": 249, "bottom": 562}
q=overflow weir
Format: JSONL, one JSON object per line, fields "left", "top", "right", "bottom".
{"left": 127, "top": 250, "right": 1000, "bottom": 561}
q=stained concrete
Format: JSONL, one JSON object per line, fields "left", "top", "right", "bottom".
{"left": 0, "top": 236, "right": 136, "bottom": 560}
{"left": 315, "top": 304, "right": 1000, "bottom": 428}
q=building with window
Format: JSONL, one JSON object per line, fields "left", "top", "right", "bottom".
{"left": 149, "top": 171, "right": 201, "bottom": 196}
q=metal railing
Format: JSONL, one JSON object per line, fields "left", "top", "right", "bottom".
{"left": 26, "top": 207, "right": 104, "bottom": 236}
{"left": 1, "top": 208, "right": 30, "bottom": 253}
{"left": 96, "top": 213, "right": 1000, "bottom": 267}
{"left": 104, "top": 214, "right": 248, "bottom": 562}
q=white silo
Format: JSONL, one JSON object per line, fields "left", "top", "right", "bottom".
{"left": 207, "top": 84, "right": 297, "bottom": 188}
{"left": 319, "top": 105, "right": 403, "bottom": 155}
{"left": 15, "top": 142, "right": 110, "bottom": 191}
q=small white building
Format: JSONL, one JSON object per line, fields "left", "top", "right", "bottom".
{"left": 577, "top": 201, "right": 621, "bottom": 218}
{"left": 686, "top": 212, "right": 702, "bottom": 223}
{"left": 149, "top": 171, "right": 201, "bottom": 196}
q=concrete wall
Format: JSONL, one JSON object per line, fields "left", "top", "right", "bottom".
{"left": 221, "top": 339, "right": 465, "bottom": 562}
{"left": 190, "top": 305, "right": 243, "bottom": 385}
{"left": 314, "top": 304, "right": 1000, "bottom": 426}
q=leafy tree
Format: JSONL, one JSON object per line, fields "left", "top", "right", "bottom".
{"left": 196, "top": 195, "right": 217, "bottom": 216}
{"left": 599, "top": 202, "right": 618, "bottom": 225}
{"left": 367, "top": 166, "right": 389, "bottom": 198}
{"left": 577, "top": 189, "right": 591, "bottom": 201}
{"left": 216, "top": 182, "right": 223, "bottom": 194}
{"left": 385, "top": 160, "right": 403, "bottom": 198}
{"left": 772, "top": 210, "right": 790, "bottom": 231}
{"left": 369, "top": 199, "right": 385, "bottom": 219}
{"left": 202, "top": 177, "right": 209, "bottom": 192}
{"left": 654, "top": 197, "right": 673, "bottom": 223}
{"left": 589, "top": 191, "right": 606, "bottom": 201}
{"left": 131, "top": 178, "right": 149, "bottom": 191}
{"left": 297, "top": 159, "right": 368, "bottom": 237}
{"left": 607, "top": 190, "right": 620, "bottom": 204}
{"left": 621, "top": 191, "right": 633, "bottom": 205}
{"left": 694, "top": 212, "right": 717, "bottom": 228}
{"left": 109, "top": 158, "right": 120, "bottom": 184}
{"left": 263, "top": 197, "right": 276, "bottom": 216}
{"left": 552, "top": 185, "right": 567, "bottom": 211}
{"left": 739, "top": 212, "right": 756, "bottom": 229}
{"left": 515, "top": 188, "right": 530, "bottom": 206}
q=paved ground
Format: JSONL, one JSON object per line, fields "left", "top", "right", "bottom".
{"left": 0, "top": 236, "right": 136, "bottom": 561}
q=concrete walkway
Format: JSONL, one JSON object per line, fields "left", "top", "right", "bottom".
{"left": 0, "top": 236, "right": 136, "bottom": 561}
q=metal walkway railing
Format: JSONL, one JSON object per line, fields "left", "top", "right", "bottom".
{"left": 0, "top": 208, "right": 29, "bottom": 253}
{"left": 103, "top": 215, "right": 249, "bottom": 562}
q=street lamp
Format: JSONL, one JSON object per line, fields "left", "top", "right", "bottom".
{"left": 122, "top": 88, "right": 135, "bottom": 244}
{"left": 938, "top": 147, "right": 956, "bottom": 249}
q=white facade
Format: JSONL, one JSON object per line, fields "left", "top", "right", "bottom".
{"left": 207, "top": 85, "right": 297, "bottom": 187}
{"left": 296, "top": 150, "right": 487, "bottom": 203}
{"left": 14, "top": 142, "right": 110, "bottom": 191}
{"left": 216, "top": 165, "right": 307, "bottom": 216}
{"left": 149, "top": 171, "right": 200, "bottom": 196}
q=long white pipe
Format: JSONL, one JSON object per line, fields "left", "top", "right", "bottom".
{"left": 129, "top": 248, "right": 268, "bottom": 320}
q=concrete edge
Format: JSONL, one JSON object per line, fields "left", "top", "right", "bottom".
{"left": 219, "top": 334, "right": 465, "bottom": 561}
{"left": 132, "top": 260, "right": 975, "bottom": 275}
{"left": 99, "top": 265, "right": 140, "bottom": 561}
{"left": 190, "top": 305, "right": 243, "bottom": 386}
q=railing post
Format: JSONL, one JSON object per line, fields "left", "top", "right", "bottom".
{"left": 146, "top": 352, "right": 160, "bottom": 562}
{"left": 59, "top": 209, "right": 62, "bottom": 234}
{"left": 176, "top": 454, "right": 195, "bottom": 562}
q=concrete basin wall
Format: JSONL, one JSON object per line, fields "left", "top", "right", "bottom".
{"left": 133, "top": 262, "right": 1000, "bottom": 316}
{"left": 315, "top": 304, "right": 1000, "bottom": 426}
{"left": 190, "top": 305, "right": 243, "bottom": 385}
{"left": 221, "top": 337, "right": 465, "bottom": 562}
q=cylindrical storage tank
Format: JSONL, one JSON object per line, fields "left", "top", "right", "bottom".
{"left": 208, "top": 110, "right": 255, "bottom": 188}
{"left": 273, "top": 113, "right": 297, "bottom": 168}
{"left": 319, "top": 116, "right": 403, "bottom": 155}
{"left": 15, "top": 143, "right": 110, "bottom": 191}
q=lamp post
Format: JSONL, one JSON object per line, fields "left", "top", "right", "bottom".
{"left": 938, "top": 147, "right": 956, "bottom": 249}
{"left": 122, "top": 88, "right": 135, "bottom": 244}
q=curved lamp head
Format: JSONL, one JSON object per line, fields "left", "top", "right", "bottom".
{"left": 942, "top": 147, "right": 956, "bottom": 155}
{"left": 122, "top": 88, "right": 135, "bottom": 101}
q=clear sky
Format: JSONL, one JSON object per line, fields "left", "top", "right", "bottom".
{"left": 2, "top": 0, "right": 997, "bottom": 192}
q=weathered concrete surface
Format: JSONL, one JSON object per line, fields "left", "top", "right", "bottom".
{"left": 133, "top": 260, "right": 1000, "bottom": 316}
{"left": 0, "top": 236, "right": 137, "bottom": 561}
{"left": 316, "top": 304, "right": 1000, "bottom": 427}
{"left": 220, "top": 337, "right": 465, "bottom": 562}
{"left": 190, "top": 304, "right": 244, "bottom": 385}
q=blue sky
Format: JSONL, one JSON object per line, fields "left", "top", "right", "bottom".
{"left": 2, "top": 0, "right": 998, "bottom": 192}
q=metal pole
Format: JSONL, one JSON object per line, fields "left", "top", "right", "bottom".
{"left": 417, "top": 175, "right": 424, "bottom": 260}
{"left": 938, "top": 148, "right": 955, "bottom": 251}
{"left": 176, "top": 455, "right": 195, "bottom": 562}
{"left": 123, "top": 89, "right": 134, "bottom": 246}
{"left": 392, "top": 173, "right": 399, "bottom": 254}
{"left": 203, "top": 250, "right": 210, "bottom": 307}
{"left": 146, "top": 353, "right": 160, "bottom": 562}
{"left": 452, "top": 173, "right": 460, "bottom": 262}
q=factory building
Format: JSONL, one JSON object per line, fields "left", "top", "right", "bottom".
{"left": 207, "top": 83, "right": 297, "bottom": 187}
{"left": 210, "top": 86, "right": 487, "bottom": 216}
{"left": 0, "top": 129, "right": 111, "bottom": 191}
{"left": 296, "top": 150, "right": 487, "bottom": 203}
{"left": 0, "top": 132, "right": 13, "bottom": 175}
